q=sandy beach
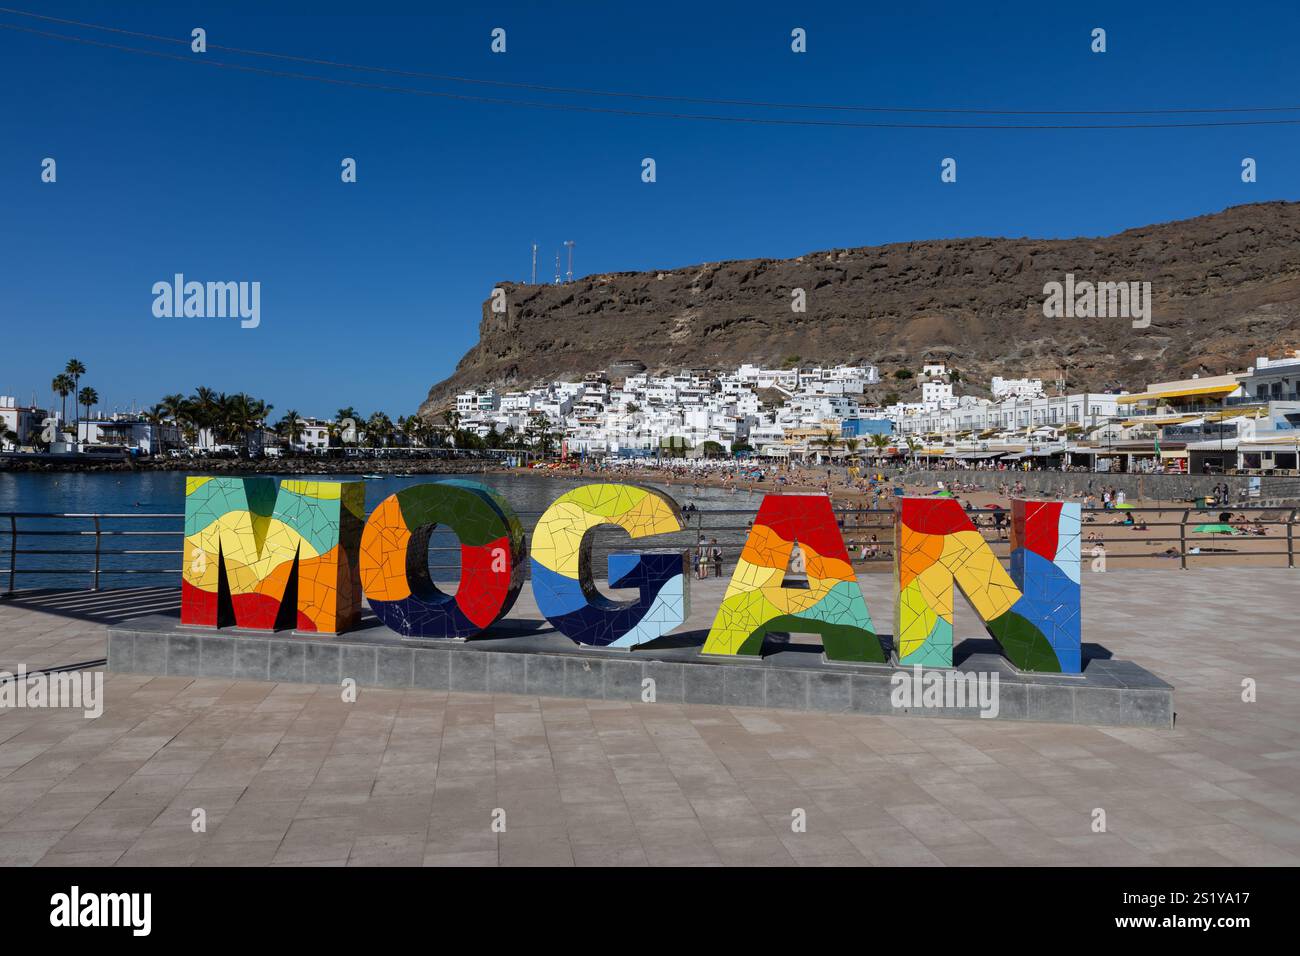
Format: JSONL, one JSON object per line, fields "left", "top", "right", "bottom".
{"left": 520, "top": 460, "right": 1298, "bottom": 573}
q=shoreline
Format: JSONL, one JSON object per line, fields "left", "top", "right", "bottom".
{"left": 4, "top": 453, "right": 1296, "bottom": 505}
{"left": 1, "top": 458, "right": 1295, "bottom": 574}
{"left": 0, "top": 454, "right": 510, "bottom": 476}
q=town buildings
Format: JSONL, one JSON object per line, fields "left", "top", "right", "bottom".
{"left": 9, "top": 352, "right": 1296, "bottom": 477}
{"left": 448, "top": 352, "right": 1297, "bottom": 476}
{"left": 0, "top": 395, "right": 49, "bottom": 449}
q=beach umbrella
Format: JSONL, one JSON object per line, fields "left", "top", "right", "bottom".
{"left": 1193, "top": 523, "right": 1238, "bottom": 534}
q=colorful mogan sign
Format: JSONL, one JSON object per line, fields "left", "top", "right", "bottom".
{"left": 182, "top": 477, "right": 1083, "bottom": 673}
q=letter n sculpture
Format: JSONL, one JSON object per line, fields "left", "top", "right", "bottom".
{"left": 894, "top": 497, "right": 1081, "bottom": 673}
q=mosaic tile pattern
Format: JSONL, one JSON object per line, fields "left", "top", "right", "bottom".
{"left": 894, "top": 497, "right": 1020, "bottom": 668}
{"left": 895, "top": 497, "right": 1082, "bottom": 673}
{"left": 702, "top": 494, "right": 882, "bottom": 662}
{"left": 989, "top": 500, "right": 1082, "bottom": 673}
{"left": 359, "top": 480, "right": 527, "bottom": 639}
{"left": 530, "top": 483, "right": 688, "bottom": 648}
{"left": 181, "top": 476, "right": 364, "bottom": 634}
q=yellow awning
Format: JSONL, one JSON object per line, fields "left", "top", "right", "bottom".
{"left": 1121, "top": 415, "right": 1197, "bottom": 427}
{"left": 1116, "top": 384, "right": 1239, "bottom": 405}
{"left": 1205, "top": 409, "right": 1262, "bottom": 423}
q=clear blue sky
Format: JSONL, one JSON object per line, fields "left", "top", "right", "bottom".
{"left": 2, "top": 1, "right": 1297, "bottom": 420}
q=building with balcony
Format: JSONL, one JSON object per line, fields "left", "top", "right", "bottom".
{"left": 1114, "top": 374, "right": 1245, "bottom": 423}
{"left": 0, "top": 396, "right": 50, "bottom": 448}
{"left": 1235, "top": 352, "right": 1300, "bottom": 404}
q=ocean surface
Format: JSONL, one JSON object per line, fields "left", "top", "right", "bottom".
{"left": 0, "top": 470, "right": 770, "bottom": 590}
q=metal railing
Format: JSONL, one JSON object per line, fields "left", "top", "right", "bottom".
{"left": 673, "top": 505, "right": 1299, "bottom": 570}
{"left": 2, "top": 512, "right": 185, "bottom": 593}
{"left": 2, "top": 504, "right": 1297, "bottom": 595}
{"left": 1226, "top": 392, "right": 1300, "bottom": 405}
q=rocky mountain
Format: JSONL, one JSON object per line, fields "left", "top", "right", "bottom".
{"left": 419, "top": 201, "right": 1300, "bottom": 416}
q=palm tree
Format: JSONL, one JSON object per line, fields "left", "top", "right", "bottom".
{"left": 145, "top": 403, "right": 169, "bottom": 455}
{"left": 869, "top": 433, "right": 890, "bottom": 462}
{"left": 814, "top": 428, "right": 839, "bottom": 461}
{"left": 189, "top": 386, "right": 220, "bottom": 450}
{"left": 224, "top": 393, "right": 266, "bottom": 456}
{"left": 404, "top": 415, "right": 425, "bottom": 448}
{"left": 442, "top": 409, "right": 461, "bottom": 448}
{"left": 77, "top": 386, "right": 98, "bottom": 425}
{"left": 158, "top": 393, "right": 188, "bottom": 453}
{"left": 160, "top": 393, "right": 186, "bottom": 420}
{"left": 0, "top": 425, "right": 18, "bottom": 451}
{"left": 51, "top": 373, "right": 74, "bottom": 428}
{"left": 525, "top": 413, "right": 555, "bottom": 458}
{"left": 409, "top": 417, "right": 434, "bottom": 449}
{"left": 277, "top": 410, "right": 304, "bottom": 450}
{"left": 64, "top": 359, "right": 85, "bottom": 446}
{"left": 334, "top": 407, "right": 359, "bottom": 445}
{"left": 366, "top": 411, "right": 394, "bottom": 448}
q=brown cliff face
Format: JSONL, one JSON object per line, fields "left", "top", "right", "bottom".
{"left": 418, "top": 201, "right": 1300, "bottom": 416}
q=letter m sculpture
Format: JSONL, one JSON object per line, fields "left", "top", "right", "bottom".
{"left": 181, "top": 476, "right": 364, "bottom": 634}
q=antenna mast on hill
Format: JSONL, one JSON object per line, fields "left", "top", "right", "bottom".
{"left": 531, "top": 242, "right": 537, "bottom": 285}
{"left": 554, "top": 250, "right": 561, "bottom": 285}
{"left": 564, "top": 240, "right": 575, "bottom": 283}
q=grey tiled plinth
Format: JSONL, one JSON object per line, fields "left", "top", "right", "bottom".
{"left": 106, "top": 615, "right": 1173, "bottom": 728}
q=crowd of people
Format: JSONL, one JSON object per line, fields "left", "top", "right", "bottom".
{"left": 511, "top": 458, "right": 1284, "bottom": 572}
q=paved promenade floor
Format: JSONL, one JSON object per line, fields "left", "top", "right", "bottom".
{"left": 0, "top": 569, "right": 1297, "bottom": 866}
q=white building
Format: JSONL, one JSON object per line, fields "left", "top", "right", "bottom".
{"left": 76, "top": 417, "right": 182, "bottom": 455}
{"left": 921, "top": 381, "right": 954, "bottom": 404}
{"left": 990, "top": 376, "right": 1045, "bottom": 399}
{"left": 735, "top": 365, "right": 799, "bottom": 391}
{"left": 0, "top": 396, "right": 49, "bottom": 449}
{"left": 456, "top": 388, "right": 500, "bottom": 416}
{"left": 293, "top": 418, "right": 332, "bottom": 452}
{"left": 499, "top": 392, "right": 534, "bottom": 413}
{"left": 893, "top": 392, "right": 1123, "bottom": 438}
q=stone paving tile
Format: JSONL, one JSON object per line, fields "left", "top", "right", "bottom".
{"left": 347, "top": 832, "right": 426, "bottom": 867}
{"left": 0, "top": 569, "right": 1298, "bottom": 865}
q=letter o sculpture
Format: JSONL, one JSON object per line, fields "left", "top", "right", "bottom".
{"left": 359, "top": 479, "right": 527, "bottom": 639}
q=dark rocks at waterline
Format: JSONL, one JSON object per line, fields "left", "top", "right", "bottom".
{"left": 0, "top": 454, "right": 510, "bottom": 476}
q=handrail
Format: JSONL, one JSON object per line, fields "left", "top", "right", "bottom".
{"left": 0, "top": 504, "right": 1295, "bottom": 594}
